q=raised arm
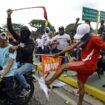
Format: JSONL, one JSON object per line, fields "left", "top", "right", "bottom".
{"left": 72, "top": 18, "right": 80, "bottom": 32}
{"left": 54, "top": 41, "right": 78, "bottom": 57}
{"left": 7, "top": 9, "right": 20, "bottom": 41}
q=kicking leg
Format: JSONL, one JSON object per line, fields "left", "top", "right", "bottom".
{"left": 45, "top": 63, "right": 70, "bottom": 86}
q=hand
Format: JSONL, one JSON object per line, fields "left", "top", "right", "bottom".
{"left": 9, "top": 45, "right": 18, "bottom": 52}
{"left": 53, "top": 52, "right": 61, "bottom": 57}
{"left": 76, "top": 18, "right": 80, "bottom": 22}
{"left": 7, "top": 9, "right": 13, "bottom": 17}
{"left": 19, "top": 43, "right": 25, "bottom": 48}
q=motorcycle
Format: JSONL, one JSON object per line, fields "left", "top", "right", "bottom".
{"left": 0, "top": 71, "right": 35, "bottom": 105}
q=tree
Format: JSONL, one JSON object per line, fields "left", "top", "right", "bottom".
{"left": 29, "top": 19, "right": 55, "bottom": 37}
{"left": 65, "top": 23, "right": 80, "bottom": 40}
{"left": 3, "top": 23, "right": 23, "bottom": 33}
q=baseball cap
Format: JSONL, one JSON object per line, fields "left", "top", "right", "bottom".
{"left": 74, "top": 23, "right": 90, "bottom": 40}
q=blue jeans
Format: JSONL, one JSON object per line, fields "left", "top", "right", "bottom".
{"left": 14, "top": 63, "right": 33, "bottom": 89}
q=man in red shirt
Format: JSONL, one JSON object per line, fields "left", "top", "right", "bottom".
{"left": 39, "top": 23, "right": 105, "bottom": 105}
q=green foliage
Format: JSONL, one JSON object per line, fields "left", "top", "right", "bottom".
{"left": 29, "top": 19, "right": 55, "bottom": 32}
{"left": 65, "top": 23, "right": 80, "bottom": 39}
{"left": 29, "top": 19, "right": 55, "bottom": 39}
{"left": 3, "top": 23, "right": 23, "bottom": 33}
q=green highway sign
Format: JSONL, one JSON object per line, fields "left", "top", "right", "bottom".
{"left": 100, "top": 11, "right": 105, "bottom": 21}
{"left": 82, "top": 7, "right": 98, "bottom": 22}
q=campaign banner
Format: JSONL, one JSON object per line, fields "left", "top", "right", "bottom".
{"left": 41, "top": 55, "right": 62, "bottom": 77}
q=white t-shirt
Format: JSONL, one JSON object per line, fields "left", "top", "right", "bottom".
{"left": 44, "top": 37, "right": 57, "bottom": 50}
{"left": 52, "top": 33, "right": 71, "bottom": 50}
{"left": 36, "top": 38, "right": 43, "bottom": 48}
{"left": 42, "top": 33, "right": 48, "bottom": 46}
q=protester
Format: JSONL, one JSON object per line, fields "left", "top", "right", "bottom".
{"left": 52, "top": 26, "right": 71, "bottom": 62}
{"left": 71, "top": 18, "right": 81, "bottom": 60}
{"left": 0, "top": 32, "right": 17, "bottom": 103}
{"left": 44, "top": 31, "right": 59, "bottom": 54}
{"left": 7, "top": 9, "right": 34, "bottom": 95}
{"left": 97, "top": 30, "right": 105, "bottom": 75}
{"left": 98, "top": 20, "right": 105, "bottom": 35}
{"left": 35, "top": 33, "right": 43, "bottom": 61}
{"left": 85, "top": 19, "right": 93, "bottom": 33}
{"left": 39, "top": 23, "right": 105, "bottom": 105}
{"left": 53, "top": 26, "right": 71, "bottom": 52}
{"left": 52, "top": 26, "right": 72, "bottom": 75}
{"left": 72, "top": 18, "right": 80, "bottom": 34}
{"left": 41, "top": 27, "right": 50, "bottom": 53}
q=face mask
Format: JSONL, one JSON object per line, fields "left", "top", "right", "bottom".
{"left": 20, "top": 31, "right": 30, "bottom": 42}
{"left": 0, "top": 33, "right": 7, "bottom": 40}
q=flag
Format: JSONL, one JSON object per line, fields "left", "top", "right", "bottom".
{"left": 41, "top": 55, "right": 62, "bottom": 77}
{"left": 35, "top": 6, "right": 48, "bottom": 27}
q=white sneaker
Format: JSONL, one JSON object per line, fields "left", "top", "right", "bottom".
{"left": 38, "top": 77, "right": 49, "bottom": 100}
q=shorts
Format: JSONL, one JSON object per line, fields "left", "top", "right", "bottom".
{"left": 67, "top": 61, "right": 95, "bottom": 84}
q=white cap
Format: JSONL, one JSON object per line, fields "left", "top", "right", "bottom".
{"left": 74, "top": 23, "right": 90, "bottom": 40}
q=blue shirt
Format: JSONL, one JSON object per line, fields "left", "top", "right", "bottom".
{"left": 0, "top": 44, "right": 17, "bottom": 77}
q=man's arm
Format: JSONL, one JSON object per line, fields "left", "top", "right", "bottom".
{"left": 66, "top": 34, "right": 72, "bottom": 46}
{"left": 7, "top": 9, "right": 20, "bottom": 41}
{"left": 72, "top": 18, "right": 80, "bottom": 32}
{"left": 1, "top": 58, "right": 14, "bottom": 78}
{"left": 68, "top": 40, "right": 72, "bottom": 45}
{"left": 51, "top": 40, "right": 59, "bottom": 45}
{"left": 54, "top": 42, "right": 78, "bottom": 56}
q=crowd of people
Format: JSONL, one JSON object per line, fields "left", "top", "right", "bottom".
{"left": 35, "top": 19, "right": 105, "bottom": 105}
{"left": 0, "top": 8, "right": 105, "bottom": 105}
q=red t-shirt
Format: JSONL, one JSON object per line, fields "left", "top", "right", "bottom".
{"left": 81, "top": 35, "right": 105, "bottom": 72}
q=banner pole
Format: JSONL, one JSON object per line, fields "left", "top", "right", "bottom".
{"left": 35, "top": 54, "right": 64, "bottom": 58}
{"left": 12, "top": 7, "right": 37, "bottom": 11}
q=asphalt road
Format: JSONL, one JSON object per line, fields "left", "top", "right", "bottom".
{"left": 28, "top": 80, "right": 104, "bottom": 105}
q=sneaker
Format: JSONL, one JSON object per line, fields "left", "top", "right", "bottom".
{"left": 38, "top": 77, "right": 49, "bottom": 100}
{"left": 18, "top": 88, "right": 31, "bottom": 97}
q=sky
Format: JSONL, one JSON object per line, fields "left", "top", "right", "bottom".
{"left": 0, "top": 0, "right": 105, "bottom": 31}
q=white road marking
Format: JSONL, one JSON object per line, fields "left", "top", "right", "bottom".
{"left": 53, "top": 89, "right": 77, "bottom": 105}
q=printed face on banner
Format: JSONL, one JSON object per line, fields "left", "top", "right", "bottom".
{"left": 41, "top": 55, "right": 62, "bottom": 76}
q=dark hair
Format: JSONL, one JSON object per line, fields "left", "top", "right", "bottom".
{"left": 59, "top": 26, "right": 64, "bottom": 30}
